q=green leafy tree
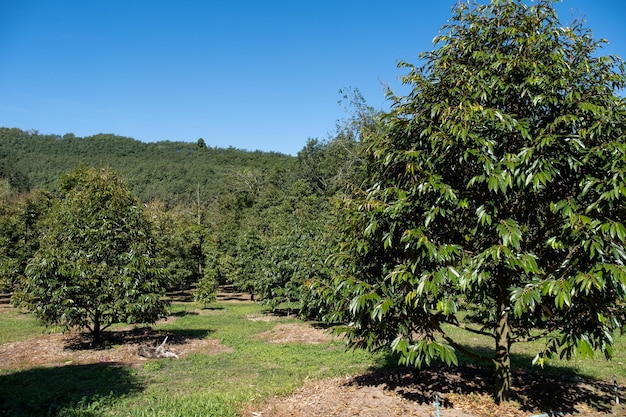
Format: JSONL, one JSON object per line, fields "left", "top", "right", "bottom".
{"left": 254, "top": 180, "right": 331, "bottom": 311}
{"left": 194, "top": 230, "right": 219, "bottom": 307}
{"left": 0, "top": 179, "right": 21, "bottom": 291}
{"left": 14, "top": 165, "right": 168, "bottom": 344}
{"left": 231, "top": 228, "right": 264, "bottom": 298}
{"left": 0, "top": 184, "right": 54, "bottom": 292}
{"left": 321, "top": 0, "right": 626, "bottom": 403}
{"left": 297, "top": 88, "right": 378, "bottom": 198}
{"left": 210, "top": 168, "right": 264, "bottom": 272}
{"left": 146, "top": 200, "right": 205, "bottom": 291}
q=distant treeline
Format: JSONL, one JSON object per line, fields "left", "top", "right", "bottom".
{"left": 0, "top": 116, "right": 368, "bottom": 314}
{"left": 0, "top": 127, "right": 297, "bottom": 207}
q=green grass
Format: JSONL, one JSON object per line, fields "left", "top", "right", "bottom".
{"left": 0, "top": 301, "right": 381, "bottom": 417}
{"left": 0, "top": 307, "right": 54, "bottom": 344}
{"left": 442, "top": 321, "right": 626, "bottom": 382}
{"left": 1, "top": 301, "right": 624, "bottom": 416}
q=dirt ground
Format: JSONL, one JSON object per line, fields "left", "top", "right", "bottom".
{"left": 0, "top": 323, "right": 233, "bottom": 369}
{"left": 247, "top": 365, "right": 623, "bottom": 417}
{"left": 1, "top": 293, "right": 623, "bottom": 417}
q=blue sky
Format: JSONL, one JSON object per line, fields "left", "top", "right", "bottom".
{"left": 1, "top": 1, "right": 624, "bottom": 155}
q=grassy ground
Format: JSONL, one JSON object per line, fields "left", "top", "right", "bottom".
{"left": 0, "top": 301, "right": 381, "bottom": 417}
{"left": 0, "top": 300, "right": 624, "bottom": 416}
{"left": 442, "top": 321, "right": 626, "bottom": 382}
{"left": 0, "top": 306, "right": 58, "bottom": 344}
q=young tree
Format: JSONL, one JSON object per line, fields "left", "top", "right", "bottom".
{"left": 0, "top": 184, "right": 54, "bottom": 292}
{"left": 14, "top": 165, "right": 168, "bottom": 344}
{"left": 322, "top": 0, "right": 626, "bottom": 403}
{"left": 255, "top": 180, "right": 332, "bottom": 312}
{"left": 146, "top": 200, "right": 205, "bottom": 291}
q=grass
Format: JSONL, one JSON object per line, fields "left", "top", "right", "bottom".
{"left": 1, "top": 300, "right": 624, "bottom": 416}
{"left": 0, "top": 301, "right": 381, "bottom": 417}
{"left": 441, "top": 321, "right": 626, "bottom": 382}
{"left": 0, "top": 307, "right": 54, "bottom": 344}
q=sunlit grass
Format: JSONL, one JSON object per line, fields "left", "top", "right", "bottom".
{"left": 1, "top": 300, "right": 624, "bottom": 416}
{"left": 0, "top": 301, "right": 380, "bottom": 417}
{"left": 109, "top": 301, "right": 377, "bottom": 416}
{"left": 0, "top": 307, "right": 53, "bottom": 344}
{"left": 441, "top": 320, "right": 626, "bottom": 382}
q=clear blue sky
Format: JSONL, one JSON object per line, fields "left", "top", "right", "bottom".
{"left": 1, "top": 1, "right": 624, "bottom": 155}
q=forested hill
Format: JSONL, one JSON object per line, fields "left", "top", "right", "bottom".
{"left": 0, "top": 127, "right": 297, "bottom": 206}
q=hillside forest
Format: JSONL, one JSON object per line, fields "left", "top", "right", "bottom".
{"left": 0, "top": 90, "right": 375, "bottom": 316}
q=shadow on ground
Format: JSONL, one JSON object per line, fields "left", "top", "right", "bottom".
{"left": 350, "top": 362, "right": 619, "bottom": 415}
{"left": 0, "top": 363, "right": 142, "bottom": 417}
{"left": 64, "top": 326, "right": 214, "bottom": 350}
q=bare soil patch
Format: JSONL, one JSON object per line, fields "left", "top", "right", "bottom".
{"left": 0, "top": 326, "right": 232, "bottom": 370}
{"left": 254, "top": 323, "right": 338, "bottom": 345}
{"left": 249, "top": 365, "right": 623, "bottom": 417}
{"left": 247, "top": 374, "right": 469, "bottom": 417}
{"left": 247, "top": 321, "right": 621, "bottom": 416}
{"left": 0, "top": 292, "right": 12, "bottom": 309}
{"left": 168, "top": 286, "right": 254, "bottom": 304}
{"left": 246, "top": 312, "right": 284, "bottom": 322}
{"left": 217, "top": 285, "right": 254, "bottom": 303}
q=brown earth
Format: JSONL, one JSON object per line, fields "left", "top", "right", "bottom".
{"left": 1, "top": 293, "right": 623, "bottom": 417}
{"left": 247, "top": 364, "right": 623, "bottom": 417}
{"left": 0, "top": 324, "right": 232, "bottom": 369}
{"left": 253, "top": 322, "right": 339, "bottom": 345}
{"left": 228, "top": 288, "right": 618, "bottom": 415}
{"left": 247, "top": 310, "right": 622, "bottom": 417}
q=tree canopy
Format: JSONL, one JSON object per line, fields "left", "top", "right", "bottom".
{"left": 318, "top": 0, "right": 626, "bottom": 403}
{"left": 14, "top": 165, "right": 169, "bottom": 344}
{"left": 0, "top": 128, "right": 296, "bottom": 207}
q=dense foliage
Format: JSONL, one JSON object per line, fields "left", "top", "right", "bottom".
{"left": 6, "top": 2, "right": 624, "bottom": 406}
{"left": 0, "top": 128, "right": 296, "bottom": 207}
{"left": 316, "top": 0, "right": 626, "bottom": 403}
{"left": 13, "top": 165, "right": 169, "bottom": 343}
{"left": 0, "top": 87, "right": 370, "bottom": 318}
{"left": 0, "top": 181, "right": 54, "bottom": 292}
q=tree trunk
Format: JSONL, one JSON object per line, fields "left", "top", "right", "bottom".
{"left": 494, "top": 309, "right": 511, "bottom": 403}
{"left": 92, "top": 311, "right": 102, "bottom": 346}
{"left": 494, "top": 278, "right": 512, "bottom": 404}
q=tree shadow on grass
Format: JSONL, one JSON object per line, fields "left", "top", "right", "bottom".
{"left": 64, "top": 326, "right": 214, "bottom": 350}
{"left": 166, "top": 289, "right": 195, "bottom": 302}
{"left": 350, "top": 351, "right": 619, "bottom": 415}
{"left": 170, "top": 309, "right": 200, "bottom": 317}
{"left": 0, "top": 363, "right": 143, "bottom": 417}
{"left": 201, "top": 306, "right": 227, "bottom": 311}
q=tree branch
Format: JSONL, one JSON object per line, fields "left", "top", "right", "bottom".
{"left": 445, "top": 318, "right": 495, "bottom": 338}
{"left": 439, "top": 331, "right": 493, "bottom": 363}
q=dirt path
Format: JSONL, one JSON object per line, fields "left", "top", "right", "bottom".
{"left": 0, "top": 325, "right": 232, "bottom": 369}
{"left": 245, "top": 375, "right": 471, "bottom": 417}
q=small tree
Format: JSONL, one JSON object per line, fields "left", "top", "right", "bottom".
{"left": 321, "top": 0, "right": 626, "bottom": 404}
{"left": 256, "top": 182, "right": 330, "bottom": 312}
{"left": 0, "top": 185, "right": 54, "bottom": 292}
{"left": 14, "top": 165, "right": 168, "bottom": 344}
{"left": 146, "top": 200, "right": 205, "bottom": 291}
{"left": 195, "top": 226, "right": 220, "bottom": 306}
